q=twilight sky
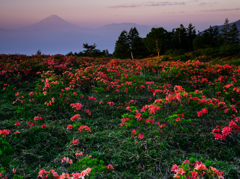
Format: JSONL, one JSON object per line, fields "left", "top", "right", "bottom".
{"left": 0, "top": 0, "right": 240, "bottom": 31}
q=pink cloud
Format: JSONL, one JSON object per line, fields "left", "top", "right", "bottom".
{"left": 198, "top": 8, "right": 240, "bottom": 12}
{"left": 107, "top": 1, "right": 185, "bottom": 8}
{"left": 145, "top": 2, "right": 185, "bottom": 6}
{"left": 107, "top": 3, "right": 143, "bottom": 8}
{"left": 198, "top": 2, "right": 217, "bottom": 6}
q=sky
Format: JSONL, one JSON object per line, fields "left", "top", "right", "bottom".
{"left": 0, "top": 0, "right": 240, "bottom": 31}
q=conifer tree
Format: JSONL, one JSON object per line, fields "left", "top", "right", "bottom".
{"left": 186, "top": 23, "right": 197, "bottom": 51}
{"left": 229, "top": 23, "right": 240, "bottom": 44}
{"left": 112, "top": 30, "right": 130, "bottom": 59}
{"left": 173, "top": 24, "right": 188, "bottom": 51}
{"left": 220, "top": 18, "right": 231, "bottom": 45}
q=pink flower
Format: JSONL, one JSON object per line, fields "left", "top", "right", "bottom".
{"left": 106, "top": 164, "right": 114, "bottom": 170}
{"left": 222, "top": 126, "right": 232, "bottom": 136}
{"left": 176, "top": 168, "right": 185, "bottom": 175}
{"left": 229, "top": 121, "right": 240, "bottom": 131}
{"left": 160, "top": 124, "right": 166, "bottom": 128}
{"left": 38, "top": 169, "right": 48, "bottom": 179}
{"left": 212, "top": 128, "right": 221, "bottom": 134}
{"left": 73, "top": 92, "right": 77, "bottom": 95}
{"left": 171, "top": 164, "right": 178, "bottom": 171}
{"left": 41, "top": 124, "right": 47, "bottom": 128}
{"left": 201, "top": 108, "right": 208, "bottom": 114}
{"left": 214, "top": 134, "right": 226, "bottom": 141}
{"left": 34, "top": 116, "right": 42, "bottom": 121}
{"left": 107, "top": 102, "right": 114, "bottom": 106}
{"left": 191, "top": 171, "right": 198, "bottom": 178}
{"left": 14, "top": 122, "right": 21, "bottom": 126}
{"left": 70, "top": 103, "right": 83, "bottom": 110}
{"left": 194, "top": 163, "right": 207, "bottom": 170}
{"left": 12, "top": 168, "right": 16, "bottom": 173}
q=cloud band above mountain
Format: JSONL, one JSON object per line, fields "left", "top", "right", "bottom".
{"left": 198, "top": 8, "right": 240, "bottom": 12}
{"left": 107, "top": 1, "right": 185, "bottom": 8}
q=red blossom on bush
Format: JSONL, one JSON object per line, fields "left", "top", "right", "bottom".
{"left": 72, "top": 139, "right": 79, "bottom": 145}
{"left": 70, "top": 114, "right": 81, "bottom": 121}
{"left": 106, "top": 164, "right": 114, "bottom": 170}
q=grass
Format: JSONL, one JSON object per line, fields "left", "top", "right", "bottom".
{"left": 0, "top": 54, "right": 240, "bottom": 178}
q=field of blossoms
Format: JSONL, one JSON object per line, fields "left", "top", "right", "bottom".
{"left": 0, "top": 54, "right": 240, "bottom": 178}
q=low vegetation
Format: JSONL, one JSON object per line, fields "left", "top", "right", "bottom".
{"left": 1, "top": 53, "right": 240, "bottom": 178}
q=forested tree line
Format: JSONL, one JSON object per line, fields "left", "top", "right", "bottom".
{"left": 113, "top": 18, "right": 240, "bottom": 59}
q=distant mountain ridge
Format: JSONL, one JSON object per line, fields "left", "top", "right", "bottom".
{"left": 18, "top": 15, "right": 84, "bottom": 32}
{"left": 201, "top": 19, "right": 240, "bottom": 33}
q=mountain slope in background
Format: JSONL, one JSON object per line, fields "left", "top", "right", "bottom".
{"left": 201, "top": 19, "right": 240, "bottom": 33}
{"left": 18, "top": 15, "right": 86, "bottom": 32}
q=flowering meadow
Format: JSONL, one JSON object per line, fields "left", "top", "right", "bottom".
{"left": 0, "top": 54, "right": 240, "bottom": 178}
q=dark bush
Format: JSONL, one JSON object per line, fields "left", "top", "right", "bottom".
{"left": 173, "top": 54, "right": 192, "bottom": 61}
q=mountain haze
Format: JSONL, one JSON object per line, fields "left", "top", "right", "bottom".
{"left": 18, "top": 15, "right": 85, "bottom": 32}
{"left": 0, "top": 15, "right": 159, "bottom": 55}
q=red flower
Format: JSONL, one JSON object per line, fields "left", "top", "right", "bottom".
{"left": 70, "top": 114, "right": 81, "bottom": 121}
{"left": 214, "top": 134, "right": 226, "bottom": 141}
{"left": 88, "top": 96, "right": 96, "bottom": 100}
{"left": 176, "top": 118, "right": 180, "bottom": 122}
{"left": 138, "top": 133, "right": 144, "bottom": 139}
{"left": 67, "top": 125, "right": 73, "bottom": 130}
{"left": 107, "top": 102, "right": 114, "bottom": 106}
{"left": 229, "top": 120, "right": 240, "bottom": 131}
{"left": 41, "top": 124, "right": 46, "bottom": 128}
{"left": 131, "top": 129, "right": 136, "bottom": 134}
{"left": 222, "top": 126, "right": 232, "bottom": 136}
{"left": 72, "top": 139, "right": 79, "bottom": 145}
{"left": 14, "top": 122, "right": 21, "bottom": 126}
{"left": 197, "top": 111, "right": 203, "bottom": 117}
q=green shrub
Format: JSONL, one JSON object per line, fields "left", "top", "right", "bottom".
{"left": 0, "top": 138, "right": 13, "bottom": 168}
{"left": 165, "top": 49, "right": 185, "bottom": 57}
{"left": 173, "top": 54, "right": 192, "bottom": 61}
{"left": 161, "top": 56, "right": 170, "bottom": 61}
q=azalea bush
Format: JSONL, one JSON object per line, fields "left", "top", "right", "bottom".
{"left": 0, "top": 54, "right": 240, "bottom": 178}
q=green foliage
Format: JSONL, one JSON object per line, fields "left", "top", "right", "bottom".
{"left": 165, "top": 49, "right": 185, "bottom": 57}
{"left": 144, "top": 27, "right": 169, "bottom": 57}
{"left": 173, "top": 54, "right": 192, "bottom": 61}
{"left": 0, "top": 138, "right": 13, "bottom": 168}
{"left": 70, "top": 157, "right": 108, "bottom": 178}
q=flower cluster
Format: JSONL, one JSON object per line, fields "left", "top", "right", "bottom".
{"left": 212, "top": 119, "right": 240, "bottom": 141}
{"left": 0, "top": 129, "right": 11, "bottom": 137}
{"left": 38, "top": 167, "right": 91, "bottom": 179}
{"left": 171, "top": 159, "right": 224, "bottom": 179}
{"left": 70, "top": 114, "right": 81, "bottom": 121}
{"left": 61, "top": 157, "right": 73, "bottom": 165}
{"left": 70, "top": 103, "right": 84, "bottom": 111}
